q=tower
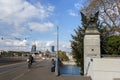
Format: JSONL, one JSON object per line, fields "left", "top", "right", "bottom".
{"left": 31, "top": 44, "right": 36, "bottom": 53}
{"left": 51, "top": 46, "right": 55, "bottom": 52}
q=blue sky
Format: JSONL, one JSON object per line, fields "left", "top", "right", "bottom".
{"left": 0, "top": 0, "right": 87, "bottom": 52}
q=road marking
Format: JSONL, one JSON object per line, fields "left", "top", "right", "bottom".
{"left": 0, "top": 60, "right": 42, "bottom": 75}
{"left": 0, "top": 62, "right": 26, "bottom": 68}
{"left": 12, "top": 73, "right": 25, "bottom": 80}
{"left": 0, "top": 70, "right": 11, "bottom": 75}
{"left": 0, "top": 67, "right": 19, "bottom": 75}
{"left": 12, "top": 69, "right": 30, "bottom": 80}
{"left": 0, "top": 60, "right": 43, "bottom": 79}
{"left": 0, "top": 64, "right": 26, "bottom": 75}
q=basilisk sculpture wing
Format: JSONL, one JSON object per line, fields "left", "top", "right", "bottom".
{"left": 80, "top": 12, "right": 88, "bottom": 29}
{"left": 95, "top": 11, "right": 99, "bottom": 23}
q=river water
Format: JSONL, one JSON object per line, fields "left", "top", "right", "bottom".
{"left": 60, "top": 65, "right": 81, "bottom": 75}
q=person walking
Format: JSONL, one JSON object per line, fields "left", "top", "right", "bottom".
{"left": 51, "top": 59, "right": 55, "bottom": 72}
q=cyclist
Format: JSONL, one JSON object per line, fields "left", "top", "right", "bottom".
{"left": 27, "top": 55, "right": 34, "bottom": 69}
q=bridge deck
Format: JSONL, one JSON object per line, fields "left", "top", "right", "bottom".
{"left": 17, "top": 59, "right": 91, "bottom": 80}
{"left": 0, "top": 58, "right": 91, "bottom": 80}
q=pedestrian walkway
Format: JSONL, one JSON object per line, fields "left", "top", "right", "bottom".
{"left": 15, "top": 59, "right": 91, "bottom": 80}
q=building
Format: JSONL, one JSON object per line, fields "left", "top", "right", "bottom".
{"left": 31, "top": 44, "right": 36, "bottom": 53}
{"left": 51, "top": 46, "right": 55, "bottom": 52}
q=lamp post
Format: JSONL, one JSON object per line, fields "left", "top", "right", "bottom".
{"left": 55, "top": 26, "right": 60, "bottom": 76}
{"left": 57, "top": 26, "right": 59, "bottom": 61}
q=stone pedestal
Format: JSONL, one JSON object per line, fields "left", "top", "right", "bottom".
{"left": 84, "top": 28, "right": 101, "bottom": 75}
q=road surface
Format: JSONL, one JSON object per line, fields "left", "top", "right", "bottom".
{"left": 0, "top": 58, "right": 91, "bottom": 80}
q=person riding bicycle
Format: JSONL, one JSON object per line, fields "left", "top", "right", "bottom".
{"left": 27, "top": 55, "right": 34, "bottom": 68}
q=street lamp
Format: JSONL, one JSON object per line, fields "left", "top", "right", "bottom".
{"left": 55, "top": 26, "right": 60, "bottom": 76}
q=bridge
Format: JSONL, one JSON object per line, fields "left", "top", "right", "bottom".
{"left": 0, "top": 57, "right": 91, "bottom": 80}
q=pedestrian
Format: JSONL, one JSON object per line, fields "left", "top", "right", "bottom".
{"left": 51, "top": 59, "right": 55, "bottom": 66}
{"left": 51, "top": 59, "right": 55, "bottom": 72}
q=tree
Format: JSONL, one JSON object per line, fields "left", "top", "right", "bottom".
{"left": 82, "top": 0, "right": 120, "bottom": 33}
{"left": 71, "top": 26, "right": 85, "bottom": 75}
{"left": 104, "top": 35, "right": 120, "bottom": 55}
{"left": 82, "top": 0, "right": 120, "bottom": 55}
{"left": 71, "top": 0, "right": 120, "bottom": 74}
{"left": 58, "top": 51, "right": 69, "bottom": 61}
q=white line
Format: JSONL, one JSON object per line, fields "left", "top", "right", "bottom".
{"left": 12, "top": 70, "right": 30, "bottom": 80}
{"left": 0, "top": 70, "right": 11, "bottom": 75}
{"left": 0, "top": 63, "right": 26, "bottom": 75}
{"left": 12, "top": 73, "right": 25, "bottom": 80}
{"left": 0, "top": 62, "right": 26, "bottom": 68}
{"left": 0, "top": 60, "right": 42, "bottom": 75}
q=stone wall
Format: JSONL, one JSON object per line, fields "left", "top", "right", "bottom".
{"left": 86, "top": 57, "right": 120, "bottom": 80}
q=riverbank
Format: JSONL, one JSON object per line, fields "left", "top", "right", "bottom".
{"left": 62, "top": 61, "right": 76, "bottom": 65}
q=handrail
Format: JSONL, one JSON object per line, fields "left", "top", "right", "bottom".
{"left": 85, "top": 62, "right": 90, "bottom": 75}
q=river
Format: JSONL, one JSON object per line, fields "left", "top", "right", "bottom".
{"left": 60, "top": 65, "right": 81, "bottom": 75}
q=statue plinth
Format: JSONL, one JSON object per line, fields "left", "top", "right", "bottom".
{"left": 84, "top": 27, "right": 101, "bottom": 75}
{"left": 81, "top": 11, "right": 101, "bottom": 75}
{"left": 85, "top": 27, "right": 100, "bottom": 35}
{"left": 84, "top": 27, "right": 101, "bottom": 58}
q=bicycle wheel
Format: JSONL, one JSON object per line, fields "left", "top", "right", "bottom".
{"left": 28, "top": 63, "right": 31, "bottom": 69}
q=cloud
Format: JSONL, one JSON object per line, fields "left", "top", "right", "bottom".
{"left": 0, "top": 0, "right": 55, "bottom": 47}
{"left": 28, "top": 22, "right": 54, "bottom": 32}
{"left": 69, "top": 12, "right": 78, "bottom": 16}
{"left": 33, "top": 40, "right": 55, "bottom": 47}
{"left": 74, "top": 2, "right": 84, "bottom": 10}
{"left": 5, "top": 39, "right": 27, "bottom": 46}
{"left": 46, "top": 41, "right": 54, "bottom": 47}
{"left": 68, "top": 1, "right": 85, "bottom": 17}
{"left": 0, "top": 0, "right": 71, "bottom": 52}
{"left": 0, "top": 0, "right": 54, "bottom": 25}
{"left": 30, "top": 40, "right": 71, "bottom": 52}
{"left": 31, "top": 40, "right": 55, "bottom": 51}
{"left": 0, "top": 39, "right": 28, "bottom": 51}
{"left": 0, "top": 38, "right": 71, "bottom": 52}
{"left": 0, "top": 0, "right": 55, "bottom": 37}
{"left": 47, "top": 5, "right": 55, "bottom": 12}
{"left": 59, "top": 42, "right": 71, "bottom": 52}
{"left": 68, "top": 10, "right": 78, "bottom": 17}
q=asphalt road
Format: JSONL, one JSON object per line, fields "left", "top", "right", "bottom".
{"left": 0, "top": 59, "right": 91, "bottom": 80}
{"left": 0, "top": 57, "right": 26, "bottom": 66}
{"left": 0, "top": 59, "right": 43, "bottom": 80}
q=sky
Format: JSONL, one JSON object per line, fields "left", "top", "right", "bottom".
{"left": 0, "top": 0, "right": 87, "bottom": 52}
